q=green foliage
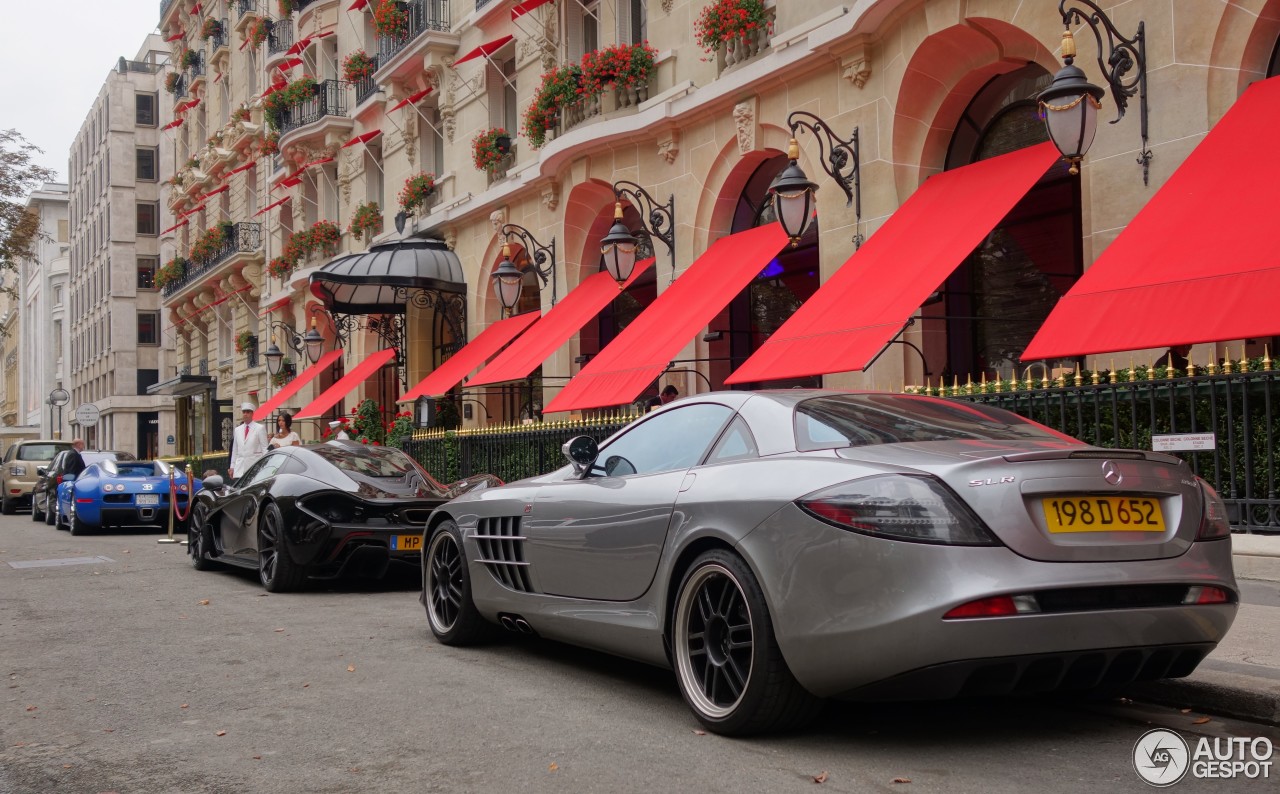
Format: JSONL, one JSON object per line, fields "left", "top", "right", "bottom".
{"left": 0, "top": 130, "right": 58, "bottom": 299}
{"left": 351, "top": 398, "right": 386, "bottom": 445}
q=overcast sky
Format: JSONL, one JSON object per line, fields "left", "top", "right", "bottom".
{"left": 0, "top": 0, "right": 161, "bottom": 182}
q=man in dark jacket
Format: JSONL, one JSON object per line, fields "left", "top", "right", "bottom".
{"left": 63, "top": 439, "right": 87, "bottom": 478}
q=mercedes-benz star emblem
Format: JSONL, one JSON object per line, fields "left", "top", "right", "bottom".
{"left": 1102, "top": 460, "right": 1123, "bottom": 486}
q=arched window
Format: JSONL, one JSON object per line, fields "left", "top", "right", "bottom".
{"left": 932, "top": 64, "right": 1082, "bottom": 382}
{"left": 709, "top": 154, "right": 821, "bottom": 389}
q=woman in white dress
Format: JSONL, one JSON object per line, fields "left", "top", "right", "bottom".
{"left": 268, "top": 412, "right": 302, "bottom": 448}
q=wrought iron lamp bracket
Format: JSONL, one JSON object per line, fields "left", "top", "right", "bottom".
{"left": 267, "top": 320, "right": 306, "bottom": 358}
{"left": 613, "top": 180, "right": 676, "bottom": 283}
{"left": 785, "top": 110, "right": 861, "bottom": 220}
{"left": 499, "top": 223, "right": 558, "bottom": 305}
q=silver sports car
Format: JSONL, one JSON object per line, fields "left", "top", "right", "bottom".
{"left": 420, "top": 390, "right": 1237, "bottom": 735}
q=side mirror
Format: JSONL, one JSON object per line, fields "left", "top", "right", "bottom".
{"left": 36, "top": 467, "right": 47, "bottom": 477}
{"left": 63, "top": 474, "right": 76, "bottom": 484}
{"left": 202, "top": 475, "right": 225, "bottom": 491}
{"left": 561, "top": 436, "right": 599, "bottom": 477}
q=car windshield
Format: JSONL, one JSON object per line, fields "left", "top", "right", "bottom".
{"left": 111, "top": 462, "right": 164, "bottom": 477}
{"left": 310, "top": 444, "right": 434, "bottom": 480}
{"left": 794, "top": 393, "right": 1076, "bottom": 451}
{"left": 17, "top": 444, "right": 69, "bottom": 461}
{"left": 84, "top": 452, "right": 123, "bottom": 466}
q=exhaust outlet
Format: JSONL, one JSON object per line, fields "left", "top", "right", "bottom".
{"left": 514, "top": 618, "right": 535, "bottom": 635}
{"left": 499, "top": 615, "right": 518, "bottom": 632}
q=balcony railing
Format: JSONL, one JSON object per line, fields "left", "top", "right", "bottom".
{"left": 377, "top": 0, "right": 450, "bottom": 64}
{"left": 475, "top": 0, "right": 496, "bottom": 9}
{"left": 188, "top": 50, "right": 206, "bottom": 78}
{"left": 237, "top": 0, "right": 256, "bottom": 19}
{"left": 279, "top": 79, "right": 348, "bottom": 135}
{"left": 267, "top": 19, "right": 294, "bottom": 56}
{"left": 162, "top": 222, "right": 263, "bottom": 297}
{"left": 210, "top": 19, "right": 230, "bottom": 51}
{"left": 118, "top": 58, "right": 163, "bottom": 74}
{"left": 172, "top": 73, "right": 188, "bottom": 100}
{"left": 946, "top": 368, "right": 1280, "bottom": 533}
{"left": 353, "top": 55, "right": 380, "bottom": 105}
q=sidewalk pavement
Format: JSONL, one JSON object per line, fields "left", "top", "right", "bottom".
{"left": 1127, "top": 532, "right": 1280, "bottom": 725}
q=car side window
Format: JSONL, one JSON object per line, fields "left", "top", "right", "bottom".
{"left": 596, "top": 404, "right": 734, "bottom": 477}
{"left": 704, "top": 417, "right": 758, "bottom": 465}
{"left": 245, "top": 455, "right": 285, "bottom": 485}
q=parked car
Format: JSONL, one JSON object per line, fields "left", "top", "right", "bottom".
{"left": 2, "top": 439, "right": 74, "bottom": 514}
{"left": 187, "top": 441, "right": 500, "bottom": 592}
{"left": 33, "top": 450, "right": 136, "bottom": 525}
{"left": 419, "top": 390, "right": 1239, "bottom": 736}
{"left": 56, "top": 459, "right": 201, "bottom": 536}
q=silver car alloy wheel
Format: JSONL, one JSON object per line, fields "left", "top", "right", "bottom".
{"left": 674, "top": 563, "right": 756, "bottom": 720}
{"left": 425, "top": 530, "right": 463, "bottom": 634}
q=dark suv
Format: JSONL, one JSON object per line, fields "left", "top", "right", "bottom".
{"left": 33, "top": 450, "right": 135, "bottom": 525}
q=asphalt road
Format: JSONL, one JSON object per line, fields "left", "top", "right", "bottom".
{"left": 1, "top": 514, "right": 1277, "bottom": 793}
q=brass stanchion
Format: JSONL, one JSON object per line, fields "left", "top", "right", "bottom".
{"left": 157, "top": 464, "right": 193, "bottom": 545}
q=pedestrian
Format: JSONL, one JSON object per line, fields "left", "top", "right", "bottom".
{"left": 645, "top": 385, "right": 679, "bottom": 412}
{"left": 269, "top": 412, "right": 301, "bottom": 448}
{"left": 64, "top": 439, "right": 87, "bottom": 478}
{"left": 328, "top": 420, "right": 351, "bottom": 440}
{"left": 229, "top": 401, "right": 268, "bottom": 480}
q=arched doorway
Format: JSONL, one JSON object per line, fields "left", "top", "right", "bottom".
{"left": 927, "top": 64, "right": 1082, "bottom": 382}
{"left": 708, "top": 154, "right": 821, "bottom": 389}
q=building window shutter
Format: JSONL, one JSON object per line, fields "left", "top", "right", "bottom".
{"left": 566, "top": 0, "right": 584, "bottom": 61}
{"left": 487, "top": 60, "right": 504, "bottom": 129}
{"left": 616, "top": 0, "right": 633, "bottom": 45}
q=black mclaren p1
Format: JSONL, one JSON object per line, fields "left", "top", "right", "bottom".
{"left": 188, "top": 441, "right": 500, "bottom": 592}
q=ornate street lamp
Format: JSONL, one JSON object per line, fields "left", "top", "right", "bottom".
{"left": 1037, "top": 0, "right": 1150, "bottom": 183}
{"left": 264, "top": 317, "right": 326, "bottom": 378}
{"left": 768, "top": 110, "right": 860, "bottom": 247}
{"left": 491, "top": 223, "right": 557, "bottom": 315}
{"left": 608, "top": 180, "right": 675, "bottom": 285}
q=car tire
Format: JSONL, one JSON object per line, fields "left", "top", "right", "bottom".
{"left": 70, "top": 512, "right": 92, "bottom": 536}
{"left": 188, "top": 503, "right": 220, "bottom": 572}
{"left": 424, "top": 520, "right": 494, "bottom": 646}
{"left": 31, "top": 496, "right": 43, "bottom": 522}
{"left": 44, "top": 495, "right": 55, "bottom": 525}
{"left": 257, "top": 502, "right": 304, "bottom": 592}
{"left": 671, "top": 549, "right": 821, "bottom": 736}
{"left": 1, "top": 497, "right": 14, "bottom": 515}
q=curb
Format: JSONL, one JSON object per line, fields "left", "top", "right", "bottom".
{"left": 1126, "top": 674, "right": 1280, "bottom": 728}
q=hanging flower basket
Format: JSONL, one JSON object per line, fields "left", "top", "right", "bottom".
{"left": 164, "top": 72, "right": 181, "bottom": 94}
{"left": 200, "top": 17, "right": 222, "bottom": 41}
{"left": 694, "top": 0, "right": 771, "bottom": 56}
{"left": 244, "top": 16, "right": 269, "bottom": 49}
{"left": 235, "top": 331, "right": 257, "bottom": 354}
{"left": 267, "top": 256, "right": 295, "bottom": 279}
{"left": 348, "top": 201, "right": 383, "bottom": 240}
{"left": 278, "top": 0, "right": 294, "bottom": 16}
{"left": 342, "top": 50, "right": 376, "bottom": 82}
{"left": 522, "top": 64, "right": 581, "bottom": 149}
{"left": 262, "top": 76, "right": 317, "bottom": 131}
{"left": 154, "top": 257, "right": 187, "bottom": 290}
{"left": 271, "top": 358, "right": 295, "bottom": 387}
{"left": 397, "top": 172, "right": 436, "bottom": 215}
{"left": 372, "top": 0, "right": 409, "bottom": 37}
{"left": 179, "top": 48, "right": 199, "bottom": 70}
{"left": 261, "top": 130, "right": 280, "bottom": 155}
{"left": 471, "top": 128, "right": 512, "bottom": 172}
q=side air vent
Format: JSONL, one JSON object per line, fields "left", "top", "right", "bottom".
{"left": 475, "top": 516, "right": 534, "bottom": 593}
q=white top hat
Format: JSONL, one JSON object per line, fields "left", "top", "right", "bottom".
{"left": 240, "top": 402, "right": 256, "bottom": 412}
{"left": 328, "top": 420, "right": 342, "bottom": 429}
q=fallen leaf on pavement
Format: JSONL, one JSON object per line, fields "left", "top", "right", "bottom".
{"left": 347, "top": 665, "right": 355, "bottom": 673}
{"left": 549, "top": 762, "right": 559, "bottom": 772}
{"left": 274, "top": 628, "right": 285, "bottom": 633}
{"left": 63, "top": 764, "right": 71, "bottom": 769}
{"left": 350, "top": 768, "right": 361, "bottom": 773}
{"left": 215, "top": 730, "right": 226, "bottom": 736}
{"left": 102, "top": 729, "right": 114, "bottom": 733}
{"left": 1193, "top": 716, "right": 1211, "bottom": 724}
{"left": 180, "top": 704, "right": 188, "bottom": 709}
{"left": 302, "top": 683, "right": 310, "bottom": 688}
{"left": 122, "top": 550, "right": 130, "bottom": 554}
{"left": 692, "top": 730, "right": 706, "bottom": 736}
{"left": 25, "top": 706, "right": 36, "bottom": 712}
{"left": 893, "top": 778, "right": 912, "bottom": 784}
{"left": 178, "top": 615, "right": 189, "bottom": 620}
{"left": 813, "top": 771, "right": 828, "bottom": 784}
{"left": 198, "top": 599, "right": 210, "bottom": 606}
{"left": 252, "top": 756, "right": 262, "bottom": 761}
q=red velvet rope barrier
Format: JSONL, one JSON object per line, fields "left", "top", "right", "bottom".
{"left": 169, "top": 468, "right": 193, "bottom": 522}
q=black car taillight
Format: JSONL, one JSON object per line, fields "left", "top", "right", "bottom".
{"left": 1196, "top": 479, "right": 1232, "bottom": 540}
{"left": 298, "top": 494, "right": 359, "bottom": 523}
{"left": 797, "top": 474, "right": 999, "bottom": 545}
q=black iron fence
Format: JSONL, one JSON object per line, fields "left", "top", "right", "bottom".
{"left": 401, "top": 414, "right": 637, "bottom": 485}
{"left": 279, "top": 79, "right": 347, "bottom": 135}
{"left": 353, "top": 55, "right": 380, "bottom": 105}
{"left": 162, "top": 222, "right": 263, "bottom": 297}
{"left": 210, "top": 19, "right": 229, "bottom": 51}
{"left": 188, "top": 50, "right": 206, "bottom": 78}
{"left": 237, "top": 0, "right": 256, "bottom": 19}
{"left": 943, "top": 368, "right": 1280, "bottom": 533}
{"left": 377, "top": 0, "right": 450, "bottom": 64}
{"left": 267, "top": 18, "right": 294, "bottom": 56}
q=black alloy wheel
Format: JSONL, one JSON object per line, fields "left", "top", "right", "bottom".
{"left": 2, "top": 496, "right": 15, "bottom": 515}
{"left": 188, "top": 503, "right": 219, "bottom": 571}
{"left": 31, "top": 493, "right": 43, "bottom": 522}
{"left": 257, "top": 502, "right": 303, "bottom": 592}
{"left": 423, "top": 521, "right": 491, "bottom": 645}
{"left": 44, "top": 494, "right": 55, "bottom": 525}
{"left": 672, "top": 550, "right": 820, "bottom": 735}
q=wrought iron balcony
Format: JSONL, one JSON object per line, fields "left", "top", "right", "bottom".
{"left": 267, "top": 19, "right": 294, "bottom": 56}
{"left": 118, "top": 58, "right": 163, "bottom": 75}
{"left": 172, "top": 73, "right": 188, "bottom": 101}
{"left": 210, "top": 19, "right": 230, "bottom": 51}
{"left": 353, "top": 55, "right": 381, "bottom": 106}
{"left": 188, "top": 50, "right": 206, "bottom": 78}
{"left": 377, "top": 0, "right": 450, "bottom": 64}
{"left": 199, "top": 358, "right": 209, "bottom": 376}
{"left": 475, "top": 0, "right": 495, "bottom": 9}
{"left": 237, "top": 0, "right": 256, "bottom": 19}
{"left": 279, "top": 79, "right": 348, "bottom": 135}
{"left": 161, "top": 223, "right": 263, "bottom": 298}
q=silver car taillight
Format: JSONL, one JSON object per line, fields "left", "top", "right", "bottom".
{"left": 797, "top": 474, "right": 999, "bottom": 546}
{"left": 1196, "top": 479, "right": 1232, "bottom": 540}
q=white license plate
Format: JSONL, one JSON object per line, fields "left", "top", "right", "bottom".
{"left": 136, "top": 494, "right": 160, "bottom": 505}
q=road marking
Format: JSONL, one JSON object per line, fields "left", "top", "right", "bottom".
{"left": 7, "top": 556, "right": 115, "bottom": 569}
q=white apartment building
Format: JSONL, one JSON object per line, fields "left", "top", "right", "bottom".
{"left": 18, "top": 183, "right": 71, "bottom": 439}
{"left": 68, "top": 36, "right": 177, "bottom": 457}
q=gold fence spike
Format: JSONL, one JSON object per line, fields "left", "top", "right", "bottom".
{"left": 1240, "top": 345, "right": 1250, "bottom": 372}
{"left": 1264, "top": 345, "right": 1272, "bottom": 371}
{"left": 1222, "top": 356, "right": 1233, "bottom": 374}
{"left": 1187, "top": 355, "right": 1197, "bottom": 378}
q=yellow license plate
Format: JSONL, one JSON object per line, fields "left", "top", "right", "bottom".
{"left": 1042, "top": 496, "right": 1165, "bottom": 533}
{"left": 391, "top": 534, "right": 423, "bottom": 551}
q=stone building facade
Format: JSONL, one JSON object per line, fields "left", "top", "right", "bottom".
{"left": 68, "top": 36, "right": 177, "bottom": 456}
{"left": 18, "top": 184, "right": 71, "bottom": 438}
{"left": 154, "top": 0, "right": 1280, "bottom": 438}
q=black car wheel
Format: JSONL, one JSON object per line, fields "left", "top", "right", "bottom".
{"left": 424, "top": 520, "right": 492, "bottom": 645}
{"left": 44, "top": 494, "right": 55, "bottom": 525}
{"left": 188, "top": 503, "right": 219, "bottom": 572}
{"left": 69, "top": 511, "right": 92, "bottom": 536}
{"left": 671, "top": 550, "right": 820, "bottom": 736}
{"left": 31, "top": 495, "right": 43, "bottom": 522}
{"left": 257, "top": 502, "right": 304, "bottom": 592}
{"left": 2, "top": 497, "right": 14, "bottom": 515}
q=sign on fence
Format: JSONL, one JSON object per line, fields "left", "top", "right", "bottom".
{"left": 1152, "top": 433, "right": 1217, "bottom": 452}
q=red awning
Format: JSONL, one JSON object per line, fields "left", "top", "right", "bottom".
{"left": 257, "top": 295, "right": 292, "bottom": 317}
{"left": 399, "top": 312, "right": 541, "bottom": 402}
{"left": 273, "top": 176, "right": 302, "bottom": 190}
{"left": 190, "top": 3, "right": 202, "bottom": 15}
{"left": 286, "top": 36, "right": 313, "bottom": 56}
{"left": 161, "top": 118, "right": 184, "bottom": 131}
{"left": 349, "top": 0, "right": 369, "bottom": 9}
{"left": 222, "top": 160, "right": 257, "bottom": 179}
{"left": 389, "top": 87, "right": 432, "bottom": 112}
{"left": 253, "top": 350, "right": 344, "bottom": 421}
{"left": 724, "top": 143, "right": 1061, "bottom": 385}
{"left": 213, "top": 72, "right": 223, "bottom": 84}
{"left": 276, "top": 58, "right": 303, "bottom": 71}
{"left": 199, "top": 184, "right": 229, "bottom": 200}
{"left": 512, "top": 0, "right": 553, "bottom": 19}
{"left": 469, "top": 258, "right": 656, "bottom": 386}
{"left": 303, "top": 156, "right": 334, "bottom": 170}
{"left": 260, "top": 81, "right": 286, "bottom": 98}
{"left": 545, "top": 224, "right": 790, "bottom": 413}
{"left": 160, "top": 219, "right": 190, "bottom": 235}
{"left": 254, "top": 196, "right": 291, "bottom": 216}
{"left": 341, "top": 130, "right": 382, "bottom": 148}
{"left": 295, "top": 348, "right": 397, "bottom": 419}
{"left": 1023, "top": 76, "right": 1280, "bottom": 360}
{"left": 178, "top": 203, "right": 207, "bottom": 218}
{"left": 164, "top": 31, "right": 185, "bottom": 42}
{"left": 452, "top": 34, "right": 514, "bottom": 66}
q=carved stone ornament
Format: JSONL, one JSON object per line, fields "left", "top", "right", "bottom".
{"left": 842, "top": 45, "right": 872, "bottom": 89}
{"left": 489, "top": 209, "right": 506, "bottom": 233}
{"left": 443, "top": 227, "right": 457, "bottom": 251}
{"left": 403, "top": 112, "right": 417, "bottom": 168}
{"left": 441, "top": 108, "right": 456, "bottom": 143}
{"left": 661, "top": 0, "right": 674, "bottom": 12}
{"left": 657, "top": 128, "right": 680, "bottom": 165}
{"left": 733, "top": 99, "right": 756, "bottom": 155}
{"left": 541, "top": 181, "right": 560, "bottom": 211}
{"left": 337, "top": 148, "right": 354, "bottom": 205}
